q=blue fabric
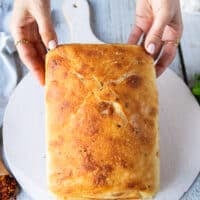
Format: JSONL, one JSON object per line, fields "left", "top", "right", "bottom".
{"left": 0, "top": 32, "right": 18, "bottom": 125}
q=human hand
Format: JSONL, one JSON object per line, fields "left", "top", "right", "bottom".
{"left": 10, "top": 0, "right": 57, "bottom": 85}
{"left": 128, "top": 0, "right": 183, "bottom": 76}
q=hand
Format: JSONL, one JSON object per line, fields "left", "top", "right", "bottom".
{"left": 128, "top": 0, "right": 183, "bottom": 76}
{"left": 10, "top": 0, "right": 57, "bottom": 85}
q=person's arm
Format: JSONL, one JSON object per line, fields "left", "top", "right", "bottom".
{"left": 128, "top": 0, "right": 183, "bottom": 76}
{"left": 10, "top": 0, "right": 57, "bottom": 85}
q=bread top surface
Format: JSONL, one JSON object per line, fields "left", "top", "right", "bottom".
{"left": 45, "top": 44, "right": 159, "bottom": 200}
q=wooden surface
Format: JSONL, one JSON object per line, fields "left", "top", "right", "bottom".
{"left": 52, "top": 0, "right": 200, "bottom": 85}
{"left": 88, "top": 0, "right": 200, "bottom": 84}
{"left": 88, "top": 0, "right": 200, "bottom": 83}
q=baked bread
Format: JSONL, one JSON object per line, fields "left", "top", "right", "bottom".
{"left": 45, "top": 44, "right": 159, "bottom": 199}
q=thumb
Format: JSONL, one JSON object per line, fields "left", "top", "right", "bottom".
{"left": 35, "top": 12, "right": 57, "bottom": 50}
{"left": 145, "top": 14, "right": 169, "bottom": 55}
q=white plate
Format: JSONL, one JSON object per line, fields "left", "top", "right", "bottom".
{"left": 3, "top": 69, "right": 200, "bottom": 200}
{"left": 3, "top": 0, "right": 200, "bottom": 199}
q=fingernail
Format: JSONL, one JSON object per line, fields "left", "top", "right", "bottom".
{"left": 146, "top": 43, "right": 155, "bottom": 55}
{"left": 48, "top": 40, "right": 57, "bottom": 50}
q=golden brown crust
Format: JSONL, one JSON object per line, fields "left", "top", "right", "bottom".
{"left": 45, "top": 44, "right": 159, "bottom": 200}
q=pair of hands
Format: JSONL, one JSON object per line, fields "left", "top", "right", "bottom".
{"left": 10, "top": 0, "right": 183, "bottom": 85}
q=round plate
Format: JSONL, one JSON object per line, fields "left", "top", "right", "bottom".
{"left": 3, "top": 69, "right": 200, "bottom": 200}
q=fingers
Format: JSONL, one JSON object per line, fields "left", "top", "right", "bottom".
{"left": 19, "top": 44, "right": 45, "bottom": 84}
{"left": 11, "top": 24, "right": 46, "bottom": 85}
{"left": 144, "top": 14, "right": 169, "bottom": 56}
{"left": 17, "top": 42, "right": 45, "bottom": 84}
{"left": 128, "top": 14, "right": 152, "bottom": 45}
{"left": 156, "top": 42, "right": 177, "bottom": 76}
{"left": 155, "top": 14, "right": 182, "bottom": 76}
{"left": 128, "top": 25, "right": 143, "bottom": 44}
{"left": 128, "top": 0, "right": 153, "bottom": 45}
{"left": 34, "top": 11, "right": 57, "bottom": 50}
{"left": 10, "top": 0, "right": 56, "bottom": 85}
{"left": 128, "top": 0, "right": 182, "bottom": 77}
{"left": 35, "top": 41, "right": 47, "bottom": 61}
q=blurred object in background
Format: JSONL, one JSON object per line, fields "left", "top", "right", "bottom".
{"left": 192, "top": 74, "right": 200, "bottom": 103}
{"left": 0, "top": 0, "right": 12, "bottom": 32}
{"left": 181, "top": 0, "right": 200, "bottom": 13}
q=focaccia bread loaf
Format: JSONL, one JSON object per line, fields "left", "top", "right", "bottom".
{"left": 45, "top": 44, "right": 159, "bottom": 200}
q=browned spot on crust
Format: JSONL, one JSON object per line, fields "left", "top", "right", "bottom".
{"left": 63, "top": 72, "right": 68, "bottom": 78}
{"left": 86, "top": 117, "right": 99, "bottom": 135}
{"left": 125, "top": 102, "right": 129, "bottom": 108}
{"left": 126, "top": 75, "right": 142, "bottom": 88}
{"left": 140, "top": 184, "right": 148, "bottom": 190}
{"left": 109, "top": 150, "right": 129, "bottom": 168}
{"left": 78, "top": 64, "right": 90, "bottom": 75}
{"left": 93, "top": 165, "right": 113, "bottom": 186}
{"left": 63, "top": 169, "right": 72, "bottom": 179}
{"left": 147, "top": 185, "right": 151, "bottom": 189}
{"left": 110, "top": 82, "right": 117, "bottom": 87}
{"left": 127, "top": 181, "right": 136, "bottom": 188}
{"left": 144, "top": 118, "right": 154, "bottom": 128}
{"left": 115, "top": 62, "right": 122, "bottom": 68}
{"left": 80, "top": 148, "right": 98, "bottom": 172}
{"left": 131, "top": 122, "right": 142, "bottom": 134}
{"left": 82, "top": 157, "right": 97, "bottom": 171}
{"left": 77, "top": 113, "right": 100, "bottom": 136}
{"left": 51, "top": 80, "right": 58, "bottom": 85}
{"left": 93, "top": 174, "right": 107, "bottom": 186}
{"left": 139, "top": 134, "right": 150, "bottom": 145}
{"left": 149, "top": 107, "right": 158, "bottom": 117}
{"left": 101, "top": 164, "right": 113, "bottom": 173}
{"left": 156, "top": 151, "right": 159, "bottom": 157}
{"left": 112, "top": 192, "right": 124, "bottom": 197}
{"left": 113, "top": 46, "right": 126, "bottom": 54}
{"left": 120, "top": 159, "right": 128, "bottom": 168}
{"left": 86, "top": 50, "right": 99, "bottom": 57}
{"left": 117, "top": 124, "right": 122, "bottom": 128}
{"left": 74, "top": 48, "right": 103, "bottom": 60}
{"left": 49, "top": 56, "right": 65, "bottom": 70}
{"left": 104, "top": 92, "right": 113, "bottom": 99}
{"left": 60, "top": 101, "right": 70, "bottom": 112}
{"left": 127, "top": 182, "right": 148, "bottom": 191}
{"left": 60, "top": 100, "right": 78, "bottom": 113}
{"left": 98, "top": 102, "right": 114, "bottom": 116}
{"left": 135, "top": 57, "right": 144, "bottom": 65}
